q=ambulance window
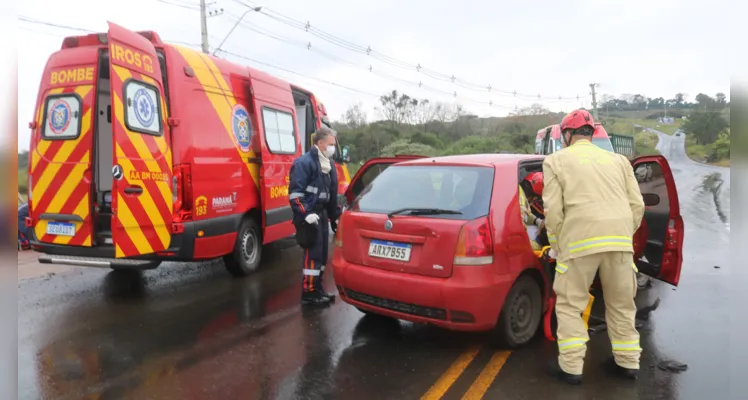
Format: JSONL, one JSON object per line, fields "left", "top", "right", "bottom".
{"left": 42, "top": 94, "right": 82, "bottom": 140}
{"left": 123, "top": 79, "right": 162, "bottom": 136}
{"left": 262, "top": 107, "right": 297, "bottom": 154}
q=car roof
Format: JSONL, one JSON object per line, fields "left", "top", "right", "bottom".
{"left": 394, "top": 153, "right": 545, "bottom": 167}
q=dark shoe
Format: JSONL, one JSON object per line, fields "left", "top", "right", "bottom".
{"left": 318, "top": 289, "right": 337, "bottom": 302}
{"left": 301, "top": 291, "right": 333, "bottom": 307}
{"left": 605, "top": 357, "right": 638, "bottom": 380}
{"left": 547, "top": 360, "right": 582, "bottom": 385}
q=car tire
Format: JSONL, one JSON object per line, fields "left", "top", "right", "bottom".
{"left": 223, "top": 217, "right": 262, "bottom": 277}
{"left": 493, "top": 275, "right": 542, "bottom": 348}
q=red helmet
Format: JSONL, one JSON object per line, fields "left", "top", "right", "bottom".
{"left": 560, "top": 109, "right": 595, "bottom": 133}
{"left": 524, "top": 172, "right": 544, "bottom": 197}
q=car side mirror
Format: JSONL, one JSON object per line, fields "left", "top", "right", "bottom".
{"left": 642, "top": 193, "right": 660, "bottom": 207}
{"left": 341, "top": 146, "right": 350, "bottom": 163}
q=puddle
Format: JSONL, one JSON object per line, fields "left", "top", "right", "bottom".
{"left": 699, "top": 172, "right": 728, "bottom": 225}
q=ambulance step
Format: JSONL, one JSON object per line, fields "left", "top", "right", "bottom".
{"left": 38, "top": 255, "right": 160, "bottom": 270}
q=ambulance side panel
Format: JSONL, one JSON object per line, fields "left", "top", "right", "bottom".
{"left": 29, "top": 47, "right": 98, "bottom": 248}
{"left": 168, "top": 48, "right": 262, "bottom": 259}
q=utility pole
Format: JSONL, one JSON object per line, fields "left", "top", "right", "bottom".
{"left": 200, "top": 0, "right": 209, "bottom": 54}
{"left": 589, "top": 83, "right": 599, "bottom": 120}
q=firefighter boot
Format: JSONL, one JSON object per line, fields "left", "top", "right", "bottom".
{"left": 604, "top": 357, "right": 638, "bottom": 380}
{"left": 302, "top": 291, "right": 333, "bottom": 307}
{"left": 318, "top": 266, "right": 336, "bottom": 303}
{"left": 547, "top": 360, "right": 582, "bottom": 385}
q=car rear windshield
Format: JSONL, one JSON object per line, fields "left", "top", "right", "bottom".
{"left": 354, "top": 165, "right": 495, "bottom": 220}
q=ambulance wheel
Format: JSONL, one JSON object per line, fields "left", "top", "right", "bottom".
{"left": 224, "top": 218, "right": 262, "bottom": 277}
{"left": 494, "top": 275, "right": 542, "bottom": 348}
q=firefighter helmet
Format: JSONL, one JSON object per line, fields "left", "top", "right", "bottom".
{"left": 560, "top": 109, "right": 595, "bottom": 134}
{"left": 524, "top": 172, "right": 544, "bottom": 197}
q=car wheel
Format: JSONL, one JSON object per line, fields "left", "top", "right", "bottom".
{"left": 224, "top": 218, "right": 262, "bottom": 277}
{"left": 494, "top": 275, "right": 542, "bottom": 348}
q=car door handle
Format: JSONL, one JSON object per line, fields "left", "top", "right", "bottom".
{"left": 124, "top": 186, "right": 143, "bottom": 195}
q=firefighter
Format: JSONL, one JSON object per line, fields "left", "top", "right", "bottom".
{"left": 289, "top": 126, "right": 340, "bottom": 307}
{"left": 542, "top": 109, "right": 645, "bottom": 384}
{"left": 519, "top": 172, "right": 546, "bottom": 250}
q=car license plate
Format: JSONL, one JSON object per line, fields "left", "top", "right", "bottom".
{"left": 46, "top": 221, "right": 76, "bottom": 237}
{"left": 368, "top": 239, "right": 411, "bottom": 262}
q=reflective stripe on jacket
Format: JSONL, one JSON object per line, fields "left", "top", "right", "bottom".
{"left": 542, "top": 139, "right": 645, "bottom": 263}
{"left": 288, "top": 146, "right": 340, "bottom": 223}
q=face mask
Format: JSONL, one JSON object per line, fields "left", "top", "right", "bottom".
{"left": 323, "top": 145, "right": 336, "bottom": 158}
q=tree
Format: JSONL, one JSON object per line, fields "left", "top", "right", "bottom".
{"left": 513, "top": 103, "right": 550, "bottom": 116}
{"left": 340, "top": 103, "right": 368, "bottom": 130}
{"left": 682, "top": 110, "right": 728, "bottom": 144}
{"left": 376, "top": 90, "right": 415, "bottom": 127}
{"left": 715, "top": 93, "right": 727, "bottom": 108}
{"left": 380, "top": 139, "right": 439, "bottom": 157}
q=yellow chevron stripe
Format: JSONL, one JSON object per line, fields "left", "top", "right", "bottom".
{"left": 116, "top": 143, "right": 171, "bottom": 249}
{"left": 116, "top": 195, "right": 154, "bottom": 255}
{"left": 175, "top": 47, "right": 260, "bottom": 187}
{"left": 46, "top": 151, "right": 89, "bottom": 215}
{"left": 53, "top": 194, "right": 90, "bottom": 245}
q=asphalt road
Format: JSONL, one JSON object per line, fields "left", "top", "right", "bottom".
{"left": 18, "top": 132, "right": 736, "bottom": 400}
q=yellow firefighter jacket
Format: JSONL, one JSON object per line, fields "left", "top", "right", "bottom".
{"left": 541, "top": 139, "right": 645, "bottom": 264}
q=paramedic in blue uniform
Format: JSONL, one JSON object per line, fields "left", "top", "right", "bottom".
{"left": 289, "top": 126, "right": 340, "bottom": 306}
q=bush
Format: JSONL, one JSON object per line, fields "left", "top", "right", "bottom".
{"left": 380, "top": 139, "right": 439, "bottom": 158}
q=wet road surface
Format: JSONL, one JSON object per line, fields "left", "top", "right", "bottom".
{"left": 18, "top": 131, "right": 735, "bottom": 400}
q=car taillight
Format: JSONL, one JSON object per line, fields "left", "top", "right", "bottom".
{"left": 454, "top": 216, "right": 494, "bottom": 265}
{"left": 334, "top": 213, "right": 344, "bottom": 247}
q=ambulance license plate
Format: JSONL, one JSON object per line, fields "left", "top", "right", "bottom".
{"left": 46, "top": 222, "right": 76, "bottom": 237}
{"left": 368, "top": 240, "right": 411, "bottom": 262}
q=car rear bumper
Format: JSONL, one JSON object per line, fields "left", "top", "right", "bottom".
{"left": 332, "top": 251, "right": 515, "bottom": 332}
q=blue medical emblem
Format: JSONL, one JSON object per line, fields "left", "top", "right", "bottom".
{"left": 48, "top": 99, "right": 71, "bottom": 135}
{"left": 232, "top": 104, "right": 252, "bottom": 152}
{"left": 133, "top": 88, "right": 156, "bottom": 128}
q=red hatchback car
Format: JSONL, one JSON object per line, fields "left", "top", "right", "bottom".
{"left": 332, "top": 154, "right": 683, "bottom": 347}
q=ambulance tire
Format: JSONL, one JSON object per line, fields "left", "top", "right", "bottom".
{"left": 224, "top": 218, "right": 262, "bottom": 277}
{"left": 493, "top": 275, "right": 542, "bottom": 349}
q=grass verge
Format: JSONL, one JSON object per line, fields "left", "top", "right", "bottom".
{"left": 685, "top": 135, "right": 730, "bottom": 167}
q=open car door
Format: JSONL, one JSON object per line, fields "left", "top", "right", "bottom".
{"left": 343, "top": 155, "right": 426, "bottom": 206}
{"left": 107, "top": 22, "right": 172, "bottom": 258}
{"left": 632, "top": 155, "right": 684, "bottom": 286}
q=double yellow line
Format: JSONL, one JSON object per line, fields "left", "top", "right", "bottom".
{"left": 421, "top": 294, "right": 596, "bottom": 399}
{"left": 421, "top": 346, "right": 511, "bottom": 400}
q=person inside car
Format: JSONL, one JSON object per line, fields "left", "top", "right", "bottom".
{"left": 519, "top": 172, "right": 548, "bottom": 250}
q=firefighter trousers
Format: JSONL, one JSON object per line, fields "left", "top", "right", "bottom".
{"left": 553, "top": 251, "right": 641, "bottom": 375}
{"left": 302, "top": 208, "right": 329, "bottom": 293}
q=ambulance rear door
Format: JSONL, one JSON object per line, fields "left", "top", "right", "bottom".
{"left": 632, "top": 155, "right": 684, "bottom": 286}
{"left": 107, "top": 21, "right": 173, "bottom": 258}
{"left": 30, "top": 52, "right": 97, "bottom": 247}
{"left": 250, "top": 77, "right": 299, "bottom": 244}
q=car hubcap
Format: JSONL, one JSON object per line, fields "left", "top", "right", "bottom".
{"left": 510, "top": 290, "right": 533, "bottom": 336}
{"left": 241, "top": 230, "right": 258, "bottom": 267}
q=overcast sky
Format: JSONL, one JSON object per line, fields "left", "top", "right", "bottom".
{"left": 16, "top": 0, "right": 730, "bottom": 151}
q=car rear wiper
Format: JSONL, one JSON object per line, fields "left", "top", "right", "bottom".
{"left": 387, "top": 208, "right": 463, "bottom": 218}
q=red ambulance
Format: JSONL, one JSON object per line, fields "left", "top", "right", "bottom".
{"left": 25, "top": 22, "right": 352, "bottom": 276}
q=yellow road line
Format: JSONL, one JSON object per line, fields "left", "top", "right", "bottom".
{"left": 421, "top": 346, "right": 481, "bottom": 400}
{"left": 582, "top": 294, "right": 595, "bottom": 329}
{"left": 461, "top": 351, "right": 511, "bottom": 400}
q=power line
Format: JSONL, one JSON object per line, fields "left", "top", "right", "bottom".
{"left": 18, "top": 16, "right": 522, "bottom": 110}
{"left": 229, "top": 0, "right": 586, "bottom": 101}
{"left": 219, "top": 12, "right": 519, "bottom": 108}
